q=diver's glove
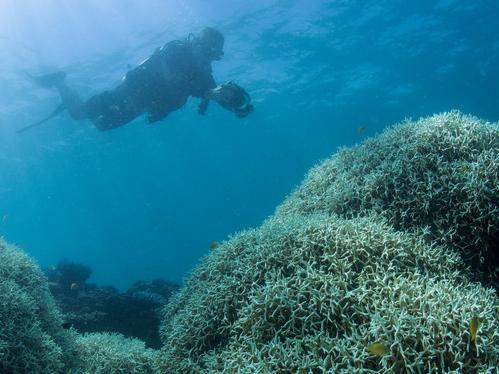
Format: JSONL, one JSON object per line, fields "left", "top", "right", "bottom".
{"left": 211, "top": 82, "right": 254, "bottom": 118}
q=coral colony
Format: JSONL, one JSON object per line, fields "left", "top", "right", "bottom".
{"left": 1, "top": 111, "right": 498, "bottom": 373}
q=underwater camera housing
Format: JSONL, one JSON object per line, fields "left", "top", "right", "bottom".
{"left": 215, "top": 81, "right": 254, "bottom": 118}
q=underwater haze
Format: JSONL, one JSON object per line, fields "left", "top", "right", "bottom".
{"left": 0, "top": 0, "right": 498, "bottom": 289}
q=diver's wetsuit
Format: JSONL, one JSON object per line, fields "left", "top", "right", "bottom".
{"left": 78, "top": 39, "right": 216, "bottom": 131}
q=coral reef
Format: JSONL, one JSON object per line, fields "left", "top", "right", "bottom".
{"left": 0, "top": 241, "right": 166, "bottom": 373}
{"left": 277, "top": 111, "right": 499, "bottom": 285}
{"left": 157, "top": 112, "right": 499, "bottom": 372}
{"left": 1, "top": 111, "right": 497, "bottom": 372}
{"left": 47, "top": 259, "right": 93, "bottom": 289}
{"left": 0, "top": 238, "right": 79, "bottom": 373}
{"left": 46, "top": 262, "right": 178, "bottom": 348}
{"left": 75, "top": 332, "right": 157, "bottom": 374}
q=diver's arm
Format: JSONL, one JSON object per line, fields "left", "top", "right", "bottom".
{"left": 196, "top": 68, "right": 218, "bottom": 115}
{"left": 198, "top": 98, "right": 209, "bottom": 115}
{"left": 198, "top": 86, "right": 224, "bottom": 116}
{"left": 197, "top": 86, "right": 220, "bottom": 115}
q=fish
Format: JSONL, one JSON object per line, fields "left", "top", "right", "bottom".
{"left": 470, "top": 316, "right": 480, "bottom": 343}
{"left": 210, "top": 240, "right": 220, "bottom": 250}
{"left": 356, "top": 125, "right": 366, "bottom": 135}
{"left": 367, "top": 342, "right": 390, "bottom": 356}
{"left": 70, "top": 282, "right": 79, "bottom": 290}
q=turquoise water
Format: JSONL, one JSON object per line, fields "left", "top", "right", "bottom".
{"left": 0, "top": 0, "right": 498, "bottom": 289}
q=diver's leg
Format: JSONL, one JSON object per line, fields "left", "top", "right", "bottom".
{"left": 54, "top": 82, "right": 88, "bottom": 120}
{"left": 83, "top": 88, "right": 141, "bottom": 131}
{"left": 28, "top": 71, "right": 66, "bottom": 88}
{"left": 29, "top": 72, "right": 88, "bottom": 120}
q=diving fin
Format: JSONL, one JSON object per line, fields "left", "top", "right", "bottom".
{"left": 26, "top": 71, "right": 66, "bottom": 89}
{"left": 17, "top": 104, "right": 65, "bottom": 133}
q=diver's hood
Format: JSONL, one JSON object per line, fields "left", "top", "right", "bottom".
{"left": 217, "top": 81, "right": 254, "bottom": 118}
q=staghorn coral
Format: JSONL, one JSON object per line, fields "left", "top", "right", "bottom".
{"left": 0, "top": 238, "right": 79, "bottom": 373}
{"left": 277, "top": 110, "right": 499, "bottom": 284}
{"left": 0, "top": 238, "right": 161, "bottom": 373}
{"left": 157, "top": 112, "right": 499, "bottom": 373}
{"left": 75, "top": 332, "right": 158, "bottom": 374}
{"left": 157, "top": 213, "right": 498, "bottom": 372}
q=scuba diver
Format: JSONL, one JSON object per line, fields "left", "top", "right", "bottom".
{"left": 20, "top": 27, "right": 253, "bottom": 133}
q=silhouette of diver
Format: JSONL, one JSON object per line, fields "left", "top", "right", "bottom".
{"left": 20, "top": 27, "right": 253, "bottom": 133}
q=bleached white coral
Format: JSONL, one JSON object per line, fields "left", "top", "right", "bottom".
{"left": 158, "top": 213, "right": 498, "bottom": 372}
{"left": 277, "top": 111, "right": 498, "bottom": 281}
{"left": 76, "top": 332, "right": 157, "bottom": 374}
{"left": 157, "top": 112, "right": 499, "bottom": 373}
{"left": 0, "top": 238, "right": 78, "bottom": 373}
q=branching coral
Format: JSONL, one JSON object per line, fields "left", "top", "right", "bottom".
{"left": 157, "top": 112, "right": 499, "bottom": 373}
{"left": 0, "top": 238, "right": 79, "bottom": 373}
{"left": 75, "top": 332, "right": 158, "bottom": 374}
{"left": 0, "top": 237, "right": 162, "bottom": 373}
{"left": 277, "top": 110, "right": 499, "bottom": 284}
{"left": 0, "top": 239, "right": 161, "bottom": 373}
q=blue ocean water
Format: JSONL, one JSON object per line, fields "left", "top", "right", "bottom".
{"left": 0, "top": 0, "right": 498, "bottom": 289}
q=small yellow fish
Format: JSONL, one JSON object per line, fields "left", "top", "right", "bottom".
{"left": 70, "top": 282, "right": 79, "bottom": 290}
{"left": 367, "top": 342, "right": 390, "bottom": 356}
{"left": 470, "top": 316, "right": 480, "bottom": 343}
{"left": 210, "top": 240, "right": 220, "bottom": 250}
